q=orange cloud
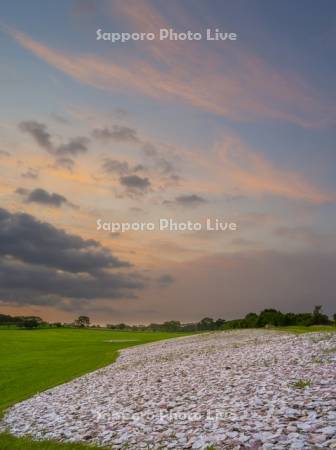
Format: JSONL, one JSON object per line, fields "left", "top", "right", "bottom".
{"left": 111, "top": 0, "right": 335, "bottom": 127}
{"left": 214, "top": 135, "right": 335, "bottom": 204}
{"left": 170, "top": 132, "right": 335, "bottom": 203}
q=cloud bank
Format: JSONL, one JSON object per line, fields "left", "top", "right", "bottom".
{"left": 0, "top": 208, "right": 144, "bottom": 309}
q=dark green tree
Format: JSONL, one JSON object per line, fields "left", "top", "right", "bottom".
{"left": 162, "top": 320, "right": 181, "bottom": 331}
{"left": 244, "top": 313, "right": 258, "bottom": 327}
{"left": 198, "top": 317, "right": 215, "bottom": 330}
{"left": 215, "top": 318, "right": 226, "bottom": 329}
{"left": 74, "top": 316, "right": 90, "bottom": 327}
{"left": 17, "top": 316, "right": 43, "bottom": 329}
{"left": 312, "top": 305, "right": 329, "bottom": 325}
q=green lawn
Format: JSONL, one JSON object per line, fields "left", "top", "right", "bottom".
{"left": 0, "top": 433, "right": 109, "bottom": 450}
{"left": 277, "top": 325, "right": 336, "bottom": 334}
{"left": 0, "top": 328, "right": 190, "bottom": 449}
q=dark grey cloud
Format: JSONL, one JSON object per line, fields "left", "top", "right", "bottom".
{"left": 175, "top": 195, "right": 206, "bottom": 206}
{"left": 16, "top": 188, "right": 72, "bottom": 208}
{"left": 19, "top": 120, "right": 89, "bottom": 156}
{"left": 164, "top": 194, "right": 207, "bottom": 207}
{"left": 27, "top": 189, "right": 68, "bottom": 207}
{"left": 0, "top": 207, "right": 126, "bottom": 272}
{"left": 57, "top": 136, "right": 89, "bottom": 156}
{"left": 19, "top": 121, "right": 53, "bottom": 152}
{"left": 92, "top": 125, "right": 139, "bottom": 143}
{"left": 0, "top": 150, "right": 11, "bottom": 157}
{"left": 133, "top": 164, "right": 146, "bottom": 172}
{"left": 102, "top": 158, "right": 152, "bottom": 197}
{"left": 102, "top": 158, "right": 147, "bottom": 177}
{"left": 102, "top": 159, "right": 130, "bottom": 176}
{"left": 93, "top": 127, "right": 178, "bottom": 181}
{"left": 54, "top": 157, "right": 75, "bottom": 171}
{"left": 21, "top": 168, "right": 39, "bottom": 179}
{"left": 0, "top": 259, "right": 142, "bottom": 308}
{"left": 0, "top": 208, "right": 143, "bottom": 308}
{"left": 120, "top": 175, "right": 151, "bottom": 191}
{"left": 0, "top": 258, "right": 140, "bottom": 300}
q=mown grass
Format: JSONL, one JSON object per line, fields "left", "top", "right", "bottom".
{"left": 0, "top": 433, "right": 108, "bottom": 450}
{"left": 277, "top": 325, "right": 336, "bottom": 334}
{"left": 0, "top": 328, "right": 191, "bottom": 449}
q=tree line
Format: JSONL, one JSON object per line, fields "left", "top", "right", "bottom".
{"left": 0, "top": 306, "right": 335, "bottom": 330}
{"left": 0, "top": 314, "right": 46, "bottom": 328}
{"left": 106, "top": 306, "right": 334, "bottom": 331}
{"left": 0, "top": 314, "right": 90, "bottom": 329}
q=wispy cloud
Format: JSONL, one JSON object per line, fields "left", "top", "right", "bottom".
{"left": 163, "top": 194, "right": 207, "bottom": 208}
{"left": 53, "top": 157, "right": 75, "bottom": 172}
{"left": 214, "top": 135, "right": 336, "bottom": 204}
{"left": 21, "top": 168, "right": 39, "bottom": 179}
{"left": 5, "top": 23, "right": 334, "bottom": 127}
{"left": 92, "top": 125, "right": 139, "bottom": 143}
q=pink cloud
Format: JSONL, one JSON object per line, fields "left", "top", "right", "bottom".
{"left": 5, "top": 20, "right": 334, "bottom": 127}
{"left": 214, "top": 135, "right": 336, "bottom": 203}
{"left": 177, "top": 133, "right": 335, "bottom": 204}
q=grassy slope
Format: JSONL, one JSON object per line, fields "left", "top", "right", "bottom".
{"left": 277, "top": 325, "right": 336, "bottom": 334}
{"left": 0, "top": 328, "right": 190, "bottom": 449}
{"left": 0, "top": 433, "right": 109, "bottom": 450}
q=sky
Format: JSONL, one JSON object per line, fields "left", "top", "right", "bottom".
{"left": 1, "top": 0, "right": 336, "bottom": 324}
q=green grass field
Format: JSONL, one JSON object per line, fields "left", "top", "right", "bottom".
{"left": 0, "top": 328, "right": 190, "bottom": 449}
{"left": 277, "top": 325, "right": 336, "bottom": 334}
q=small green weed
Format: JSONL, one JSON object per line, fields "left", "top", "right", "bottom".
{"left": 290, "top": 378, "right": 312, "bottom": 389}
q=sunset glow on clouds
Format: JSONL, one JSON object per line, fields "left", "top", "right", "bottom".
{"left": 1, "top": 0, "right": 336, "bottom": 323}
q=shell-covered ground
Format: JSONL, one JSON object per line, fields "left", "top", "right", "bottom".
{"left": 1, "top": 330, "right": 336, "bottom": 449}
